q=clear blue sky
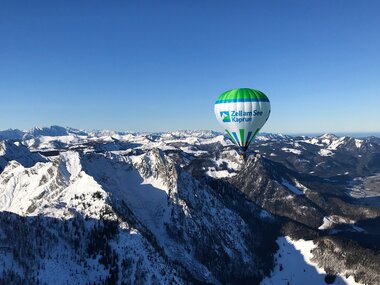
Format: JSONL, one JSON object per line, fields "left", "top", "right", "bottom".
{"left": 1, "top": 0, "right": 379, "bottom": 133}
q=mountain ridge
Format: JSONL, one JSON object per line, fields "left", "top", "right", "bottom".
{"left": 0, "top": 126, "right": 379, "bottom": 284}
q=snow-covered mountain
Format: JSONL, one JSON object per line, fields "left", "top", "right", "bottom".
{"left": 0, "top": 126, "right": 379, "bottom": 285}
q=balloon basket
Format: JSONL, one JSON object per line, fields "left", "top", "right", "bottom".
{"left": 239, "top": 153, "right": 246, "bottom": 162}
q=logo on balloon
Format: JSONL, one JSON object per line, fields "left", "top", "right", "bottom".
{"left": 220, "top": 111, "right": 231, "bottom": 122}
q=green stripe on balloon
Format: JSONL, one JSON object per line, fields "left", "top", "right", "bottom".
{"left": 248, "top": 128, "right": 261, "bottom": 145}
{"left": 239, "top": 129, "right": 245, "bottom": 147}
{"left": 225, "top": 129, "right": 236, "bottom": 144}
{"left": 217, "top": 88, "right": 268, "bottom": 101}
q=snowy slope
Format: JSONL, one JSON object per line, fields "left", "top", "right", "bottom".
{"left": 0, "top": 149, "right": 186, "bottom": 284}
{"left": 261, "top": 237, "right": 363, "bottom": 285}
{"left": 0, "top": 140, "right": 273, "bottom": 284}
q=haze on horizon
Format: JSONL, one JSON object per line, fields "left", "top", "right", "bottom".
{"left": 0, "top": 1, "right": 379, "bottom": 134}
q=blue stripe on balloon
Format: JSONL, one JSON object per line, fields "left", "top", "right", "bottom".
{"left": 215, "top": 98, "right": 269, "bottom": 104}
{"left": 232, "top": 132, "right": 241, "bottom": 146}
{"left": 245, "top": 131, "right": 252, "bottom": 146}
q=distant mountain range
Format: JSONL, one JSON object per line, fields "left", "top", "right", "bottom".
{"left": 0, "top": 126, "right": 379, "bottom": 284}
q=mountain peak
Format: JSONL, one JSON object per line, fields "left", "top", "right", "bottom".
{"left": 319, "top": 133, "right": 338, "bottom": 139}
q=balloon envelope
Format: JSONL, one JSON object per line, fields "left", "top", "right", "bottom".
{"left": 214, "top": 88, "right": 271, "bottom": 151}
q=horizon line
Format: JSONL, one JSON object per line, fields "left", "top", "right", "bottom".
{"left": 0, "top": 125, "right": 380, "bottom": 138}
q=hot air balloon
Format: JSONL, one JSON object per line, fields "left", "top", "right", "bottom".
{"left": 214, "top": 88, "right": 271, "bottom": 158}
